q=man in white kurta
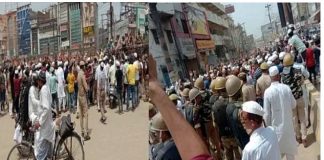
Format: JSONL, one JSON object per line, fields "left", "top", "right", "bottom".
{"left": 35, "top": 72, "right": 55, "bottom": 159}
{"left": 263, "top": 66, "right": 298, "bottom": 160}
{"left": 56, "top": 62, "right": 66, "bottom": 112}
{"left": 241, "top": 101, "right": 280, "bottom": 160}
{"left": 28, "top": 75, "right": 41, "bottom": 156}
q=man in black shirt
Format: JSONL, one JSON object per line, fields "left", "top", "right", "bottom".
{"left": 115, "top": 62, "right": 124, "bottom": 113}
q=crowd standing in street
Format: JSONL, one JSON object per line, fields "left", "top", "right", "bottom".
{"left": 0, "top": 32, "right": 149, "bottom": 159}
{"left": 148, "top": 25, "right": 320, "bottom": 160}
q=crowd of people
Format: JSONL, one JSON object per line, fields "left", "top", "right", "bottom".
{"left": 0, "top": 38, "right": 149, "bottom": 158}
{"left": 148, "top": 25, "right": 320, "bottom": 160}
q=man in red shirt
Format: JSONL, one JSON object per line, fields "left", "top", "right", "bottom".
{"left": 13, "top": 70, "right": 21, "bottom": 117}
{"left": 305, "top": 42, "right": 316, "bottom": 82}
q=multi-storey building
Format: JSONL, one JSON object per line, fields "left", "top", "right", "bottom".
{"left": 0, "top": 15, "right": 8, "bottom": 57}
{"left": 6, "top": 11, "right": 18, "bottom": 56}
{"left": 69, "top": 3, "right": 82, "bottom": 54}
{"left": 82, "top": 2, "right": 97, "bottom": 54}
{"left": 17, "top": 4, "right": 31, "bottom": 55}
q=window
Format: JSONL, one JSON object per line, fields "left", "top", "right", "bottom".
{"left": 181, "top": 19, "right": 189, "bottom": 33}
{"left": 165, "top": 30, "right": 173, "bottom": 43}
{"left": 151, "top": 29, "right": 159, "bottom": 44}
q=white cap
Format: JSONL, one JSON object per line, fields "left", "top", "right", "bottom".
{"left": 279, "top": 52, "right": 286, "bottom": 60}
{"left": 256, "top": 55, "right": 261, "bottom": 59}
{"left": 64, "top": 61, "right": 69, "bottom": 66}
{"left": 134, "top": 52, "right": 137, "bottom": 58}
{"left": 50, "top": 67, "right": 54, "bottom": 72}
{"left": 99, "top": 59, "right": 103, "bottom": 62}
{"left": 100, "top": 62, "right": 104, "bottom": 67}
{"left": 265, "top": 55, "right": 269, "bottom": 60}
{"left": 36, "top": 63, "right": 42, "bottom": 68}
{"left": 51, "top": 62, "right": 55, "bottom": 66}
{"left": 87, "top": 57, "right": 91, "bottom": 62}
{"left": 104, "top": 56, "right": 108, "bottom": 60}
{"left": 115, "top": 61, "right": 120, "bottom": 67}
{"left": 269, "top": 54, "right": 278, "bottom": 61}
{"left": 242, "top": 101, "right": 264, "bottom": 117}
{"left": 267, "top": 60, "right": 273, "bottom": 66}
{"left": 269, "top": 66, "right": 279, "bottom": 77}
{"left": 15, "top": 70, "right": 18, "bottom": 74}
{"left": 58, "top": 61, "right": 63, "bottom": 66}
{"left": 272, "top": 51, "right": 277, "bottom": 55}
{"left": 257, "top": 58, "right": 263, "bottom": 64}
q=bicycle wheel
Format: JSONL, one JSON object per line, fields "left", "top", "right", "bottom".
{"left": 7, "top": 141, "right": 35, "bottom": 160}
{"left": 55, "top": 132, "right": 84, "bottom": 160}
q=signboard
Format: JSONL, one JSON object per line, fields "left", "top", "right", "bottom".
{"left": 196, "top": 40, "right": 215, "bottom": 49}
{"left": 187, "top": 6, "right": 209, "bottom": 35}
{"left": 83, "top": 26, "right": 94, "bottom": 35}
{"left": 225, "top": 4, "right": 235, "bottom": 14}
{"left": 61, "top": 41, "right": 70, "bottom": 47}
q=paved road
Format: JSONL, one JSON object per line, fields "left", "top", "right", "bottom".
{"left": 0, "top": 101, "right": 148, "bottom": 160}
{"left": 0, "top": 98, "right": 320, "bottom": 160}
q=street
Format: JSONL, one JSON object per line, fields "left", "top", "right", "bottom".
{"left": 0, "top": 101, "right": 149, "bottom": 160}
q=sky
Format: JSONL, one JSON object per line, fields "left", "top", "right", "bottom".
{"left": 0, "top": 2, "right": 279, "bottom": 39}
{"left": 223, "top": 3, "right": 279, "bottom": 39}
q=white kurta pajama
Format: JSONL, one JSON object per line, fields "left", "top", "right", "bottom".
{"left": 28, "top": 86, "right": 41, "bottom": 156}
{"left": 263, "top": 81, "right": 298, "bottom": 159}
{"left": 242, "top": 127, "right": 281, "bottom": 160}
{"left": 37, "top": 85, "right": 55, "bottom": 159}
{"left": 56, "top": 67, "right": 66, "bottom": 110}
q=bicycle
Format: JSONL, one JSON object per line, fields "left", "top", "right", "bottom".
{"left": 7, "top": 114, "right": 85, "bottom": 160}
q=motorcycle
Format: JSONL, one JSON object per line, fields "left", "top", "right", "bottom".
{"left": 108, "top": 86, "right": 118, "bottom": 109}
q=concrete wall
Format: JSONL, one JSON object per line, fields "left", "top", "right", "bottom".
{"left": 304, "top": 80, "right": 320, "bottom": 142}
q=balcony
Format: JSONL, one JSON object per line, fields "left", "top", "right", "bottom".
{"left": 211, "top": 34, "right": 224, "bottom": 46}
{"left": 205, "top": 10, "right": 229, "bottom": 28}
{"left": 199, "top": 3, "right": 225, "bottom": 15}
{"left": 156, "top": 3, "right": 175, "bottom": 16}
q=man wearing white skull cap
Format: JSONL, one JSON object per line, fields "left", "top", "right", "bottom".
{"left": 279, "top": 52, "right": 286, "bottom": 60}
{"left": 241, "top": 101, "right": 280, "bottom": 160}
{"left": 263, "top": 66, "right": 298, "bottom": 160}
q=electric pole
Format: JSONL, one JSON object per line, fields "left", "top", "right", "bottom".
{"left": 110, "top": 2, "right": 113, "bottom": 40}
{"left": 265, "top": 4, "right": 274, "bottom": 34}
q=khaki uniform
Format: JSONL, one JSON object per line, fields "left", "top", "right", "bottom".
{"left": 256, "top": 73, "right": 271, "bottom": 97}
{"left": 294, "top": 97, "right": 307, "bottom": 140}
{"left": 241, "top": 84, "right": 256, "bottom": 102}
{"left": 77, "top": 70, "right": 89, "bottom": 135}
{"left": 221, "top": 137, "right": 241, "bottom": 160}
{"left": 212, "top": 96, "right": 241, "bottom": 160}
{"left": 97, "top": 80, "right": 106, "bottom": 119}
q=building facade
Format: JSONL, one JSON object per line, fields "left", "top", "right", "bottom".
{"left": 6, "top": 11, "right": 17, "bottom": 56}
{"left": 82, "top": 2, "right": 97, "bottom": 54}
{"left": 58, "top": 2, "right": 70, "bottom": 53}
{"left": 69, "top": 2, "right": 82, "bottom": 54}
{"left": 17, "top": 4, "right": 32, "bottom": 55}
{"left": 0, "top": 15, "right": 8, "bottom": 57}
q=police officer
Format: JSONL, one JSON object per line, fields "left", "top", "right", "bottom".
{"left": 281, "top": 53, "right": 309, "bottom": 146}
{"left": 192, "top": 77, "right": 222, "bottom": 160}
{"left": 211, "top": 77, "right": 241, "bottom": 160}
{"left": 225, "top": 75, "right": 250, "bottom": 150}
{"left": 150, "top": 113, "right": 181, "bottom": 160}
{"left": 77, "top": 61, "right": 91, "bottom": 140}
{"left": 256, "top": 62, "right": 271, "bottom": 106}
